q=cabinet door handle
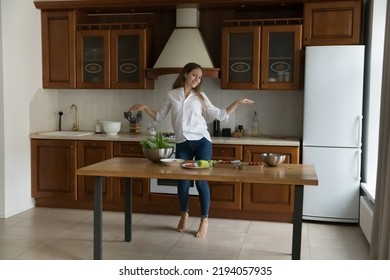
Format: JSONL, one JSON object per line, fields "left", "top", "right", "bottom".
{"left": 357, "top": 115, "right": 363, "bottom": 147}
{"left": 356, "top": 150, "right": 362, "bottom": 180}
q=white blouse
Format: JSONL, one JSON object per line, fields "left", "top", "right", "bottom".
{"left": 156, "top": 87, "right": 229, "bottom": 143}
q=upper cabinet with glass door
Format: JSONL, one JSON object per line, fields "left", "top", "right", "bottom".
{"left": 261, "top": 25, "right": 302, "bottom": 90}
{"left": 221, "top": 26, "right": 261, "bottom": 90}
{"left": 110, "top": 29, "right": 151, "bottom": 89}
{"left": 76, "top": 26, "right": 152, "bottom": 89}
{"left": 77, "top": 29, "right": 109, "bottom": 88}
{"left": 221, "top": 21, "right": 302, "bottom": 90}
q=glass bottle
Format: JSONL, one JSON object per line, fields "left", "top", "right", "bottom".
{"left": 95, "top": 120, "right": 102, "bottom": 134}
{"left": 147, "top": 122, "right": 157, "bottom": 136}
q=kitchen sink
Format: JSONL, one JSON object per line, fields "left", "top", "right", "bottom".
{"left": 38, "top": 131, "right": 94, "bottom": 137}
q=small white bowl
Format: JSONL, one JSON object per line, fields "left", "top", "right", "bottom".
{"left": 160, "top": 158, "right": 184, "bottom": 165}
{"left": 102, "top": 121, "right": 121, "bottom": 135}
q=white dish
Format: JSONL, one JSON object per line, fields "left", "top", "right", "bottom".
{"left": 160, "top": 158, "right": 184, "bottom": 165}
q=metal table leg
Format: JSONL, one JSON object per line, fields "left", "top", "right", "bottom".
{"left": 292, "top": 184, "right": 304, "bottom": 260}
{"left": 124, "top": 177, "right": 132, "bottom": 242}
{"left": 93, "top": 176, "right": 103, "bottom": 260}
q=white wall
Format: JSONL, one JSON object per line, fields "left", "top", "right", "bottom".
{"left": 0, "top": 0, "right": 41, "bottom": 217}
{"left": 0, "top": 2, "right": 4, "bottom": 216}
{"left": 31, "top": 78, "right": 303, "bottom": 138}
{"left": 361, "top": 0, "right": 387, "bottom": 200}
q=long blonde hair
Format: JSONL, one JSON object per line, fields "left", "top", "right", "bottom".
{"left": 172, "top": 62, "right": 205, "bottom": 102}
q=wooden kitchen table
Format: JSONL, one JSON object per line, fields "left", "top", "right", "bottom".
{"left": 76, "top": 157, "right": 318, "bottom": 260}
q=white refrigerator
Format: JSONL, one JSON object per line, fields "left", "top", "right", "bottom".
{"left": 302, "top": 46, "right": 364, "bottom": 223}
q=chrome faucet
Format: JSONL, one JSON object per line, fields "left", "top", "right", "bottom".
{"left": 70, "top": 104, "right": 79, "bottom": 131}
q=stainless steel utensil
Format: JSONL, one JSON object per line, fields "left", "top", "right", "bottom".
{"left": 124, "top": 111, "right": 143, "bottom": 123}
{"left": 259, "top": 153, "right": 286, "bottom": 167}
{"left": 142, "top": 147, "right": 174, "bottom": 163}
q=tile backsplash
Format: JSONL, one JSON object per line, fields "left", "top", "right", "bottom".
{"left": 29, "top": 74, "right": 303, "bottom": 138}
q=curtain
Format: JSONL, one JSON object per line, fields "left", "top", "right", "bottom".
{"left": 370, "top": 0, "right": 390, "bottom": 260}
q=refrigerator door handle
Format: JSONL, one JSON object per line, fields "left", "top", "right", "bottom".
{"left": 357, "top": 149, "right": 362, "bottom": 180}
{"left": 358, "top": 115, "right": 363, "bottom": 147}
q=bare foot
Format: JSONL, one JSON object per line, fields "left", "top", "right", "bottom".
{"left": 177, "top": 212, "right": 189, "bottom": 232}
{"left": 195, "top": 217, "right": 208, "bottom": 238}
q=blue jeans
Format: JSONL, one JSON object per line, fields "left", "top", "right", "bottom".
{"left": 175, "top": 138, "right": 212, "bottom": 217}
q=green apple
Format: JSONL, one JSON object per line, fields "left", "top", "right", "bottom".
{"left": 198, "top": 160, "right": 210, "bottom": 168}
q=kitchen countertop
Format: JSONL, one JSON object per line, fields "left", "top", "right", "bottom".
{"left": 29, "top": 131, "right": 300, "bottom": 146}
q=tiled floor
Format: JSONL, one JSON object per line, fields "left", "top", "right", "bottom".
{"left": 0, "top": 207, "right": 370, "bottom": 260}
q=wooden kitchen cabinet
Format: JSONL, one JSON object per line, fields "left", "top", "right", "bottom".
{"left": 41, "top": 11, "right": 76, "bottom": 88}
{"left": 77, "top": 141, "right": 113, "bottom": 202}
{"left": 112, "top": 177, "right": 150, "bottom": 205}
{"left": 242, "top": 145, "right": 300, "bottom": 222}
{"left": 209, "top": 181, "right": 242, "bottom": 210}
{"left": 221, "top": 26, "right": 261, "bottom": 90}
{"left": 76, "top": 29, "right": 109, "bottom": 88}
{"left": 31, "top": 139, "right": 77, "bottom": 200}
{"left": 113, "top": 141, "right": 144, "bottom": 157}
{"left": 303, "top": 0, "right": 362, "bottom": 46}
{"left": 261, "top": 25, "right": 302, "bottom": 90}
{"left": 112, "top": 141, "right": 149, "bottom": 204}
{"left": 209, "top": 144, "right": 243, "bottom": 210}
{"left": 221, "top": 23, "right": 302, "bottom": 90}
{"left": 212, "top": 144, "right": 243, "bottom": 160}
{"left": 31, "top": 137, "right": 301, "bottom": 222}
{"left": 148, "top": 143, "right": 245, "bottom": 212}
{"left": 76, "top": 27, "right": 152, "bottom": 89}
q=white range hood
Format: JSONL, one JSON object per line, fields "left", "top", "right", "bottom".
{"left": 149, "top": 7, "right": 219, "bottom": 78}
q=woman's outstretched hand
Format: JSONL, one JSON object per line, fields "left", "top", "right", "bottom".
{"left": 238, "top": 98, "right": 254, "bottom": 105}
{"left": 129, "top": 104, "right": 157, "bottom": 120}
{"left": 129, "top": 104, "right": 147, "bottom": 112}
{"left": 226, "top": 98, "right": 254, "bottom": 115}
